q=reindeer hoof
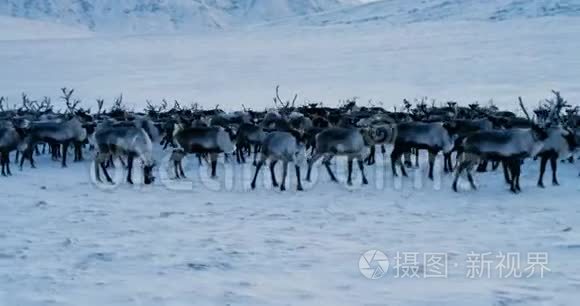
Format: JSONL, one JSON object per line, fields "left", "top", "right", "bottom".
{"left": 347, "top": 181, "right": 353, "bottom": 186}
{"left": 250, "top": 183, "right": 256, "bottom": 190}
{"left": 452, "top": 182, "right": 458, "bottom": 192}
{"left": 297, "top": 186, "right": 304, "bottom": 191}
{"left": 537, "top": 182, "right": 545, "bottom": 188}
{"left": 553, "top": 181, "right": 560, "bottom": 186}
{"left": 362, "top": 179, "right": 368, "bottom": 185}
{"left": 280, "top": 185, "right": 286, "bottom": 191}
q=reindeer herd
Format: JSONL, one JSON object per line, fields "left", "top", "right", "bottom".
{"left": 1, "top": 87, "right": 579, "bottom": 194}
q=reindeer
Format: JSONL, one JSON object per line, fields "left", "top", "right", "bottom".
{"left": 20, "top": 115, "right": 87, "bottom": 168}
{"left": 94, "top": 118, "right": 158, "bottom": 185}
{"left": 235, "top": 123, "right": 266, "bottom": 165}
{"left": 306, "top": 126, "right": 392, "bottom": 185}
{"left": 444, "top": 118, "right": 493, "bottom": 172}
{"left": 390, "top": 122, "right": 455, "bottom": 180}
{"left": 172, "top": 124, "right": 235, "bottom": 178}
{"left": 0, "top": 122, "right": 22, "bottom": 176}
{"left": 536, "top": 126, "right": 577, "bottom": 187}
{"left": 532, "top": 92, "right": 578, "bottom": 187}
{"left": 452, "top": 125, "right": 548, "bottom": 193}
{"left": 250, "top": 130, "right": 305, "bottom": 191}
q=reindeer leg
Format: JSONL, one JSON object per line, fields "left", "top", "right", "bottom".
{"left": 235, "top": 147, "right": 242, "bottom": 164}
{"left": 366, "top": 145, "right": 375, "bottom": 165}
{"left": 452, "top": 160, "right": 468, "bottom": 192}
{"left": 358, "top": 157, "right": 368, "bottom": 185}
{"left": 466, "top": 169, "right": 476, "bottom": 190}
{"left": 174, "top": 160, "right": 181, "bottom": 179}
{"left": 550, "top": 155, "right": 559, "bottom": 186}
{"left": 295, "top": 165, "right": 303, "bottom": 191}
{"left": 75, "top": 141, "right": 83, "bottom": 161}
{"left": 253, "top": 145, "right": 259, "bottom": 166}
{"left": 515, "top": 160, "right": 522, "bottom": 192}
{"left": 502, "top": 160, "right": 511, "bottom": 184}
{"left": 19, "top": 151, "right": 26, "bottom": 170}
{"left": 210, "top": 153, "right": 218, "bottom": 178}
{"left": 443, "top": 152, "right": 453, "bottom": 173}
{"left": 179, "top": 160, "right": 186, "bottom": 178}
{"left": 414, "top": 149, "right": 419, "bottom": 168}
{"left": 400, "top": 154, "right": 409, "bottom": 177}
{"left": 101, "top": 162, "right": 113, "bottom": 183}
{"left": 250, "top": 157, "right": 266, "bottom": 189}
{"left": 507, "top": 160, "right": 518, "bottom": 193}
{"left": 306, "top": 152, "right": 323, "bottom": 182}
{"left": 390, "top": 148, "right": 401, "bottom": 177}
{"left": 476, "top": 160, "right": 488, "bottom": 172}
{"left": 280, "top": 161, "right": 288, "bottom": 191}
{"left": 61, "top": 142, "right": 70, "bottom": 167}
{"left": 5, "top": 153, "right": 11, "bottom": 176}
{"left": 29, "top": 150, "right": 36, "bottom": 168}
{"left": 1, "top": 153, "right": 6, "bottom": 176}
{"left": 537, "top": 155, "right": 548, "bottom": 188}
{"left": 428, "top": 150, "right": 437, "bottom": 180}
{"left": 95, "top": 159, "right": 102, "bottom": 182}
{"left": 269, "top": 160, "right": 279, "bottom": 187}
{"left": 126, "top": 154, "right": 134, "bottom": 184}
{"left": 323, "top": 155, "right": 338, "bottom": 182}
{"left": 347, "top": 157, "right": 354, "bottom": 186}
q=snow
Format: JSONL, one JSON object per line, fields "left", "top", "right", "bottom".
{"left": 294, "top": 0, "right": 580, "bottom": 26}
{"left": 0, "top": 0, "right": 362, "bottom": 33}
{"left": 1, "top": 149, "right": 579, "bottom": 305}
{"left": 0, "top": 16, "right": 92, "bottom": 41}
{"left": 0, "top": 17, "right": 579, "bottom": 111}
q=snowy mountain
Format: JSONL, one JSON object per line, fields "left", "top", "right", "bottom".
{"left": 0, "top": 15, "right": 91, "bottom": 40}
{"left": 0, "top": 0, "right": 362, "bottom": 33}
{"left": 295, "top": 0, "right": 580, "bottom": 26}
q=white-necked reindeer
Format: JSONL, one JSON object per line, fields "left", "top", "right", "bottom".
{"left": 93, "top": 118, "right": 158, "bottom": 185}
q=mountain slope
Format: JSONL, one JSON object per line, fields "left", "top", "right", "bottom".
{"left": 0, "top": 15, "right": 91, "bottom": 40}
{"left": 296, "top": 0, "right": 580, "bottom": 26}
{"left": 0, "top": 0, "right": 361, "bottom": 33}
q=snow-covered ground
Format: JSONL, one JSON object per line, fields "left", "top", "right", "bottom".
{"left": 1, "top": 148, "right": 579, "bottom": 306}
{"left": 1, "top": 17, "right": 580, "bottom": 111}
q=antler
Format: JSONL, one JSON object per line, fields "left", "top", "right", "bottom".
{"left": 61, "top": 87, "right": 80, "bottom": 113}
{"left": 96, "top": 98, "right": 104, "bottom": 114}
{"left": 518, "top": 96, "right": 531, "bottom": 121}
{"left": 273, "top": 85, "right": 298, "bottom": 112}
{"left": 546, "top": 90, "right": 569, "bottom": 125}
{"left": 20, "top": 93, "right": 40, "bottom": 112}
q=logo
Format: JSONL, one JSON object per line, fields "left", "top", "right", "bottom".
{"left": 359, "top": 250, "right": 390, "bottom": 279}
